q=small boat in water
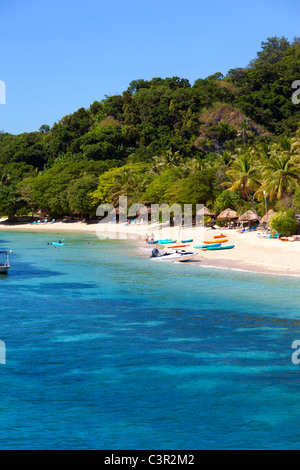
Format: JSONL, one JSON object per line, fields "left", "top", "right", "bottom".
{"left": 47, "top": 241, "right": 66, "bottom": 246}
{"left": 0, "top": 250, "right": 11, "bottom": 274}
{"left": 150, "top": 248, "right": 197, "bottom": 262}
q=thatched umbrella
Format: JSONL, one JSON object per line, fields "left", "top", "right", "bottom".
{"left": 261, "top": 210, "right": 275, "bottom": 224}
{"left": 204, "top": 206, "right": 215, "bottom": 217}
{"left": 218, "top": 208, "right": 238, "bottom": 220}
{"left": 197, "top": 206, "right": 215, "bottom": 217}
{"left": 238, "top": 210, "right": 259, "bottom": 222}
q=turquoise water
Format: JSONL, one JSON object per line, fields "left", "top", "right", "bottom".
{"left": 0, "top": 231, "right": 300, "bottom": 449}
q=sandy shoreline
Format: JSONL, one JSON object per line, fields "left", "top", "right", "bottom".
{"left": 1, "top": 218, "right": 300, "bottom": 278}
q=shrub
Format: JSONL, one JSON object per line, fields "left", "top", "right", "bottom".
{"left": 269, "top": 210, "right": 298, "bottom": 236}
{"left": 215, "top": 218, "right": 227, "bottom": 227}
{"left": 214, "top": 190, "right": 243, "bottom": 214}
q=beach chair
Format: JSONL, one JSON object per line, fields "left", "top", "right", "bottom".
{"left": 30, "top": 221, "right": 37, "bottom": 225}
{"left": 42, "top": 219, "right": 48, "bottom": 224}
{"left": 49, "top": 219, "right": 55, "bottom": 224}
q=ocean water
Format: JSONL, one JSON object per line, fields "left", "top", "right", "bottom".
{"left": 0, "top": 230, "right": 300, "bottom": 449}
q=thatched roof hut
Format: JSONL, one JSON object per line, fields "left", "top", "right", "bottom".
{"left": 204, "top": 206, "right": 215, "bottom": 217}
{"left": 197, "top": 206, "right": 215, "bottom": 217}
{"left": 218, "top": 208, "right": 238, "bottom": 220}
{"left": 238, "top": 210, "right": 259, "bottom": 222}
{"left": 261, "top": 210, "right": 276, "bottom": 224}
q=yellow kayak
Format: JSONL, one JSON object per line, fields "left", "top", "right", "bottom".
{"left": 203, "top": 238, "right": 228, "bottom": 244}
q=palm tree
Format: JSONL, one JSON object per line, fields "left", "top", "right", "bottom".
{"left": 225, "top": 150, "right": 261, "bottom": 220}
{"left": 239, "top": 120, "right": 250, "bottom": 145}
{"left": 220, "top": 150, "right": 234, "bottom": 166}
{"left": 110, "top": 169, "right": 146, "bottom": 206}
{"left": 272, "top": 136, "right": 298, "bottom": 156}
{"left": 256, "top": 154, "right": 300, "bottom": 201}
{"left": 151, "top": 149, "right": 182, "bottom": 174}
{"left": 180, "top": 157, "right": 204, "bottom": 175}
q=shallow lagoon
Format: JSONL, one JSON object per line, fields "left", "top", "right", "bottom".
{"left": 0, "top": 231, "right": 300, "bottom": 449}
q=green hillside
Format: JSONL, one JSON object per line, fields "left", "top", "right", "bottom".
{"left": 1, "top": 36, "right": 300, "bottom": 221}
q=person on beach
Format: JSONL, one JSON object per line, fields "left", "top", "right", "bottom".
{"left": 150, "top": 233, "right": 155, "bottom": 243}
{"left": 145, "top": 233, "right": 149, "bottom": 243}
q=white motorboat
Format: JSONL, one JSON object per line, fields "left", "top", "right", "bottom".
{"left": 0, "top": 250, "right": 11, "bottom": 274}
{"left": 149, "top": 248, "right": 197, "bottom": 262}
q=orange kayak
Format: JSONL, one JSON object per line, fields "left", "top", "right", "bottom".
{"left": 214, "top": 234, "right": 226, "bottom": 239}
{"left": 203, "top": 239, "right": 228, "bottom": 244}
{"left": 167, "top": 244, "right": 190, "bottom": 249}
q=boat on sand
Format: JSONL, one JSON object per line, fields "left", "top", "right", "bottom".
{"left": 150, "top": 248, "right": 197, "bottom": 262}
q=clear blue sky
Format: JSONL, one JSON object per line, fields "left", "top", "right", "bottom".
{"left": 1, "top": 0, "right": 299, "bottom": 134}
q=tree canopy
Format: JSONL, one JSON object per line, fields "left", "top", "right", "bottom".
{"left": 1, "top": 37, "right": 300, "bottom": 222}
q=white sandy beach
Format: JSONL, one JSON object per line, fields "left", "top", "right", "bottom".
{"left": 1, "top": 218, "right": 300, "bottom": 277}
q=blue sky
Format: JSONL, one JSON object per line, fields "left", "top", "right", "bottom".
{"left": 1, "top": 0, "right": 299, "bottom": 134}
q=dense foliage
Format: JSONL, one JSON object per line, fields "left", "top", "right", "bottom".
{"left": 1, "top": 37, "right": 300, "bottom": 228}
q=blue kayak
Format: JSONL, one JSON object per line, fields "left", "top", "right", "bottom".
{"left": 48, "top": 242, "right": 66, "bottom": 246}
{"left": 181, "top": 239, "right": 193, "bottom": 243}
{"left": 193, "top": 243, "right": 221, "bottom": 249}
{"left": 158, "top": 239, "right": 177, "bottom": 244}
{"left": 206, "top": 245, "right": 235, "bottom": 251}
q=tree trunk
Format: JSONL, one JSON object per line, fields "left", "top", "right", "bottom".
{"left": 248, "top": 189, "right": 261, "bottom": 222}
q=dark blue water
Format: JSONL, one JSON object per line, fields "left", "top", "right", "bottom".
{"left": 0, "top": 231, "right": 300, "bottom": 449}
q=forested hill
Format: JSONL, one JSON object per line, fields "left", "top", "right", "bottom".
{"left": 1, "top": 36, "right": 300, "bottom": 221}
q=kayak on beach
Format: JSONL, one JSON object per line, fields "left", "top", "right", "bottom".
{"left": 194, "top": 243, "right": 221, "bottom": 249}
{"left": 203, "top": 245, "right": 235, "bottom": 251}
{"left": 167, "top": 244, "right": 190, "bottom": 249}
{"left": 203, "top": 239, "right": 228, "bottom": 244}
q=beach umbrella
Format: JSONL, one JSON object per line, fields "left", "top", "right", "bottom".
{"left": 218, "top": 208, "right": 238, "bottom": 220}
{"left": 196, "top": 206, "right": 215, "bottom": 217}
{"left": 238, "top": 210, "right": 259, "bottom": 222}
{"left": 261, "top": 210, "right": 276, "bottom": 224}
{"left": 203, "top": 206, "right": 215, "bottom": 217}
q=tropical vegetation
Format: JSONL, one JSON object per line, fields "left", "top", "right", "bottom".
{"left": 0, "top": 37, "right": 300, "bottom": 229}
